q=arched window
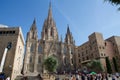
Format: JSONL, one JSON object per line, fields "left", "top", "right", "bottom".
{"left": 45, "top": 28, "right": 47, "bottom": 34}
{"left": 32, "top": 32, "right": 34, "bottom": 39}
{"left": 30, "top": 43, "right": 35, "bottom": 52}
{"left": 64, "top": 57, "right": 66, "bottom": 64}
{"left": 38, "top": 56, "right": 41, "bottom": 63}
{"left": 57, "top": 45, "right": 60, "bottom": 50}
{"left": 29, "top": 56, "right": 32, "bottom": 63}
{"left": 64, "top": 46, "right": 67, "bottom": 54}
{"left": 38, "top": 45, "right": 42, "bottom": 53}
{"left": 51, "top": 27, "right": 54, "bottom": 36}
{"left": 71, "top": 58, "right": 73, "bottom": 64}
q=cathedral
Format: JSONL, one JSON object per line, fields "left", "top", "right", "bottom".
{"left": 23, "top": 2, "right": 120, "bottom": 75}
{"left": 23, "top": 3, "right": 76, "bottom": 75}
{"left": 0, "top": 1, "right": 120, "bottom": 80}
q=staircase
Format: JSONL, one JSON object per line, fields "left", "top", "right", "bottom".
{"left": 15, "top": 73, "right": 55, "bottom": 80}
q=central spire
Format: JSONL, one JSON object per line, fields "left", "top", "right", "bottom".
{"left": 41, "top": 2, "right": 58, "bottom": 41}
{"left": 67, "top": 24, "right": 71, "bottom": 35}
{"left": 47, "top": 1, "right": 52, "bottom": 21}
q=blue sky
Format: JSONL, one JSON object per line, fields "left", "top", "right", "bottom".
{"left": 0, "top": 0, "right": 120, "bottom": 46}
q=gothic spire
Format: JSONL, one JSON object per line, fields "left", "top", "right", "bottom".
{"left": 30, "top": 18, "right": 37, "bottom": 30}
{"left": 33, "top": 18, "right": 36, "bottom": 24}
{"left": 65, "top": 25, "right": 74, "bottom": 44}
{"left": 29, "top": 18, "right": 38, "bottom": 40}
{"left": 67, "top": 24, "right": 71, "bottom": 35}
{"left": 49, "top": 1, "right": 51, "bottom": 9}
{"left": 47, "top": 1, "right": 52, "bottom": 21}
{"left": 41, "top": 2, "right": 58, "bottom": 41}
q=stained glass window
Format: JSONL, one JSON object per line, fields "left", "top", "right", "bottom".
{"left": 64, "top": 46, "right": 67, "bottom": 54}
{"left": 30, "top": 43, "right": 35, "bottom": 52}
{"left": 38, "top": 45, "right": 42, "bottom": 53}
{"left": 29, "top": 56, "right": 32, "bottom": 63}
{"left": 38, "top": 56, "right": 41, "bottom": 63}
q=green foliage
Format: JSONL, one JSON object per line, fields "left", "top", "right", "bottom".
{"left": 105, "top": 0, "right": 120, "bottom": 5}
{"left": 105, "top": 57, "right": 112, "bottom": 74}
{"left": 105, "top": 0, "right": 120, "bottom": 10}
{"left": 44, "top": 56, "right": 58, "bottom": 73}
{"left": 86, "top": 60, "right": 104, "bottom": 72}
{"left": 112, "top": 57, "right": 118, "bottom": 72}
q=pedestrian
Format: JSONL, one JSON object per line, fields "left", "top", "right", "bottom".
{"left": 6, "top": 76, "right": 10, "bottom": 80}
{"left": 108, "top": 74, "right": 112, "bottom": 80}
{"left": 76, "top": 74, "right": 80, "bottom": 80}
{"left": 81, "top": 74, "right": 85, "bottom": 80}
{"left": 72, "top": 75, "right": 76, "bottom": 80}
{"left": 37, "top": 74, "right": 43, "bottom": 80}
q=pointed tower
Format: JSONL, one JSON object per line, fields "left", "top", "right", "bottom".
{"left": 41, "top": 2, "right": 58, "bottom": 41}
{"left": 26, "top": 19, "right": 38, "bottom": 41}
{"left": 65, "top": 25, "right": 74, "bottom": 44}
{"left": 23, "top": 19, "right": 38, "bottom": 74}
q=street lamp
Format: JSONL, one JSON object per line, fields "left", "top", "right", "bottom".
{"left": 0, "top": 42, "right": 12, "bottom": 72}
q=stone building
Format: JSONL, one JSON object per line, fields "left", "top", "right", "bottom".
{"left": 23, "top": 3, "right": 76, "bottom": 75}
{"left": 23, "top": 3, "right": 120, "bottom": 75}
{"left": 76, "top": 32, "right": 120, "bottom": 72}
{"left": 0, "top": 26, "right": 25, "bottom": 80}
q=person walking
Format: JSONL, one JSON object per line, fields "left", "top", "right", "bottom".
{"left": 6, "top": 77, "right": 10, "bottom": 80}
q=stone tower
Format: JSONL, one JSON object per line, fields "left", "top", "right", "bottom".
{"left": 65, "top": 25, "right": 74, "bottom": 44}
{"left": 63, "top": 25, "right": 75, "bottom": 72}
{"left": 23, "top": 2, "right": 76, "bottom": 75}
{"left": 41, "top": 3, "right": 58, "bottom": 41}
{"left": 23, "top": 19, "right": 38, "bottom": 74}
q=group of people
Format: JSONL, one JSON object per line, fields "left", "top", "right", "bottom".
{"left": 0, "top": 77, "right": 10, "bottom": 80}
{"left": 0, "top": 73, "right": 10, "bottom": 80}
{"left": 57, "top": 72, "right": 120, "bottom": 80}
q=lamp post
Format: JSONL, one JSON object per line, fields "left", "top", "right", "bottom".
{"left": 0, "top": 42, "right": 12, "bottom": 73}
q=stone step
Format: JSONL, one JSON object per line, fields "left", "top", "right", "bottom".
{"left": 15, "top": 74, "right": 55, "bottom": 80}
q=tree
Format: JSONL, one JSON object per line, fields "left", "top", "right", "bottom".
{"left": 86, "top": 60, "right": 104, "bottom": 73}
{"left": 105, "top": 0, "right": 120, "bottom": 5}
{"left": 44, "top": 56, "right": 58, "bottom": 73}
{"left": 112, "top": 57, "right": 118, "bottom": 72}
{"left": 105, "top": 0, "right": 120, "bottom": 10}
{"left": 105, "top": 57, "right": 112, "bottom": 74}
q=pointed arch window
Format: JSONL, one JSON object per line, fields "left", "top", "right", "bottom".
{"left": 38, "top": 45, "right": 42, "bottom": 53}
{"left": 64, "top": 46, "right": 67, "bottom": 54}
{"left": 57, "top": 45, "right": 60, "bottom": 50}
{"left": 64, "top": 57, "right": 67, "bottom": 64}
{"left": 51, "top": 27, "right": 54, "bottom": 36}
{"left": 71, "top": 48, "right": 74, "bottom": 54}
{"left": 30, "top": 43, "right": 35, "bottom": 52}
{"left": 71, "top": 58, "right": 73, "bottom": 64}
{"left": 32, "top": 32, "right": 34, "bottom": 39}
{"left": 29, "top": 56, "right": 32, "bottom": 63}
{"left": 45, "top": 28, "right": 47, "bottom": 34}
{"left": 38, "top": 56, "right": 41, "bottom": 63}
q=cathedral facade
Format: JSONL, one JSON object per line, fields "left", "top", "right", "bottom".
{"left": 23, "top": 3, "right": 120, "bottom": 75}
{"left": 23, "top": 4, "right": 76, "bottom": 75}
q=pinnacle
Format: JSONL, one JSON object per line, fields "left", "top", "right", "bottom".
{"left": 67, "top": 24, "right": 70, "bottom": 34}
{"left": 47, "top": 1, "right": 53, "bottom": 21}
{"left": 33, "top": 18, "right": 36, "bottom": 24}
{"left": 30, "top": 19, "right": 37, "bottom": 31}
